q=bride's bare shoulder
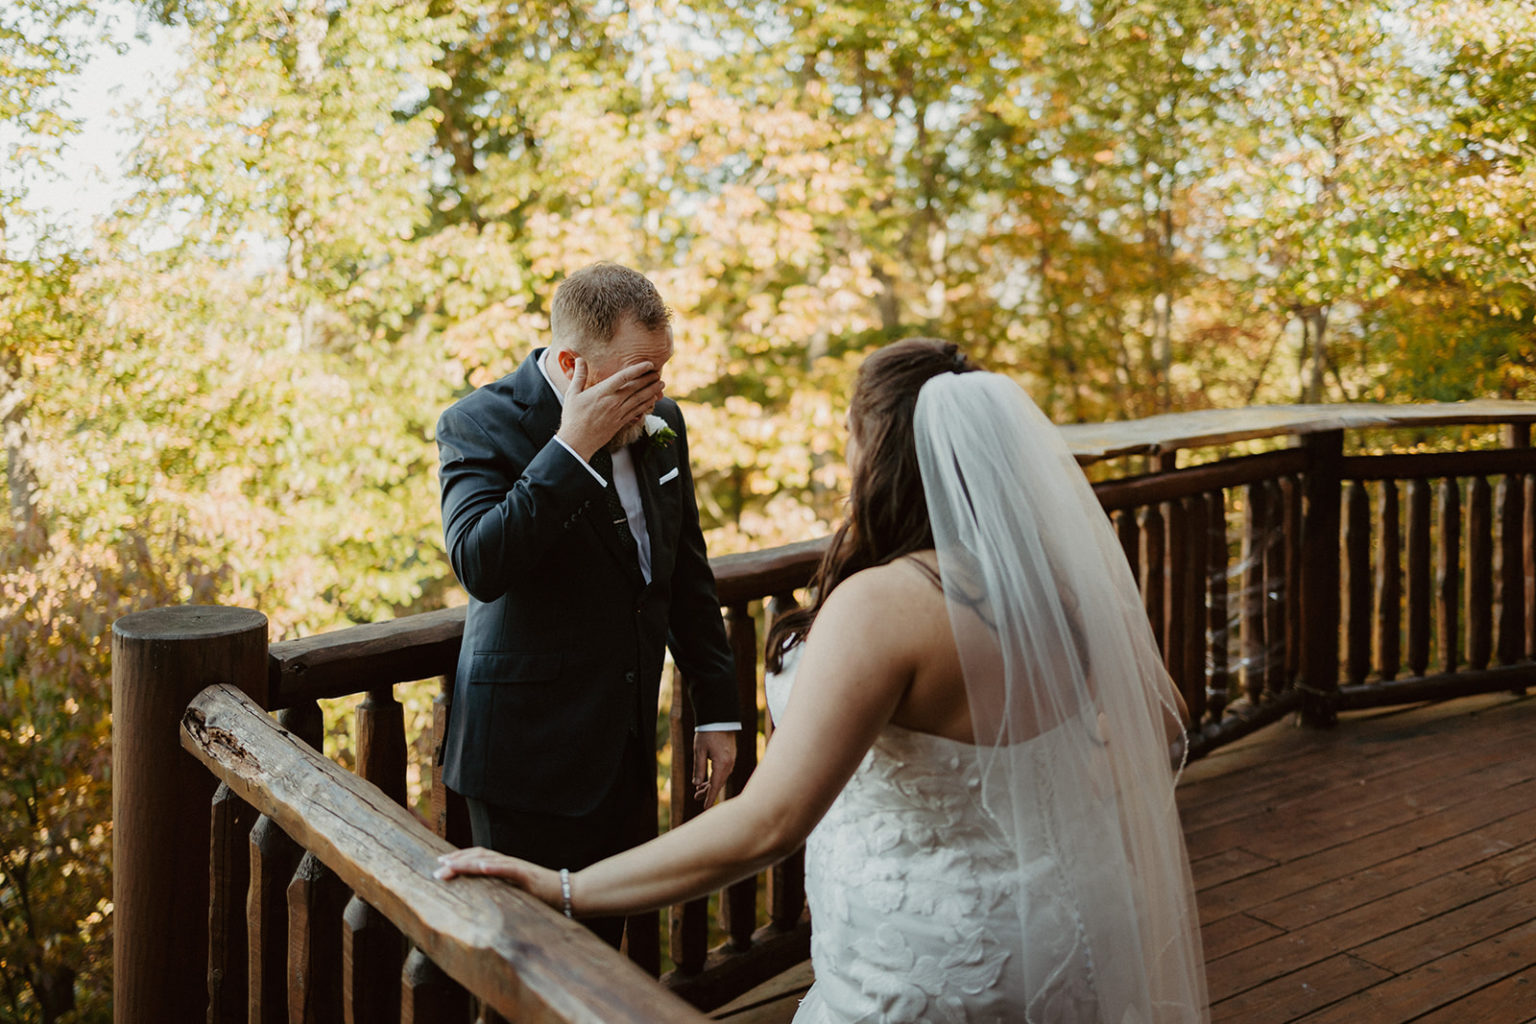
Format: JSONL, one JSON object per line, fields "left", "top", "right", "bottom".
{"left": 827, "top": 554, "right": 946, "bottom": 619}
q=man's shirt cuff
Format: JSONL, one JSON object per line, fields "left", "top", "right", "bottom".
{"left": 695, "top": 722, "right": 741, "bottom": 733}
{"left": 552, "top": 435, "right": 606, "bottom": 486}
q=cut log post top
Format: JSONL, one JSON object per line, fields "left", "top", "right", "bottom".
{"left": 179, "top": 683, "right": 709, "bottom": 1024}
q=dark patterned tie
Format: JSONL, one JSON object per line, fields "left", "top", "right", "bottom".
{"left": 588, "top": 447, "right": 639, "bottom": 561}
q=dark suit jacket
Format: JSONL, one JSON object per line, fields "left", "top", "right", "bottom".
{"left": 436, "top": 349, "right": 738, "bottom": 816}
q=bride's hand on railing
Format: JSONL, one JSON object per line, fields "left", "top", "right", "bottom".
{"left": 434, "top": 847, "right": 564, "bottom": 913}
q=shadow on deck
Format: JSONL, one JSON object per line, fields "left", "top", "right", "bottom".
{"left": 712, "top": 693, "right": 1536, "bottom": 1023}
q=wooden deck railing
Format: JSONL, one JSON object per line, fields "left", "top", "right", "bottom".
{"left": 110, "top": 401, "right": 1536, "bottom": 1023}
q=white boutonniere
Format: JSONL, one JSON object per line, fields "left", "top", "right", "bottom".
{"left": 644, "top": 414, "right": 677, "bottom": 449}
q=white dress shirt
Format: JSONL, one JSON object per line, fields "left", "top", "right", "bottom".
{"left": 537, "top": 349, "right": 737, "bottom": 734}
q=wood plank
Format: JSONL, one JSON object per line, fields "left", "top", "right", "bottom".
{"left": 1184, "top": 749, "right": 1536, "bottom": 866}
{"left": 1198, "top": 774, "right": 1536, "bottom": 930}
{"left": 1205, "top": 833, "right": 1536, "bottom": 1002}
{"left": 1199, "top": 912, "right": 1285, "bottom": 961}
{"left": 1189, "top": 848, "right": 1279, "bottom": 891}
{"left": 1409, "top": 969, "right": 1536, "bottom": 1024}
{"left": 1249, "top": 803, "right": 1536, "bottom": 933}
{"left": 1179, "top": 697, "right": 1536, "bottom": 838}
{"left": 709, "top": 960, "right": 813, "bottom": 1023}
{"left": 1349, "top": 855, "right": 1536, "bottom": 973}
{"left": 1209, "top": 953, "right": 1390, "bottom": 1024}
{"left": 1294, "top": 916, "right": 1536, "bottom": 1023}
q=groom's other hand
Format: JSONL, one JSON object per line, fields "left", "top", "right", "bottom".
{"left": 693, "top": 731, "right": 737, "bottom": 807}
{"left": 557, "top": 356, "right": 663, "bottom": 461}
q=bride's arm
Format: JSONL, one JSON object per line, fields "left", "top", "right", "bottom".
{"left": 435, "top": 568, "right": 924, "bottom": 916}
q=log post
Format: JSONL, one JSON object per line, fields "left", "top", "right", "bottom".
{"left": 111, "top": 605, "right": 268, "bottom": 1024}
{"left": 1298, "top": 432, "right": 1343, "bottom": 727}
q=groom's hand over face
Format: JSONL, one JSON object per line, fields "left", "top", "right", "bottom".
{"left": 557, "top": 356, "right": 663, "bottom": 461}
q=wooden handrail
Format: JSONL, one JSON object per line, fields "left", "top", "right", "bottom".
{"left": 180, "top": 682, "right": 711, "bottom": 1024}
{"left": 1058, "top": 400, "right": 1536, "bottom": 464}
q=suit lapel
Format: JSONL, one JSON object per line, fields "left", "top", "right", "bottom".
{"left": 510, "top": 349, "right": 564, "bottom": 444}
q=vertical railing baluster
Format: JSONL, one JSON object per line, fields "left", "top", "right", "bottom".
{"left": 1263, "top": 478, "right": 1287, "bottom": 696}
{"left": 210, "top": 782, "right": 257, "bottom": 1024}
{"left": 1375, "top": 480, "right": 1402, "bottom": 682}
{"left": 1205, "top": 491, "right": 1229, "bottom": 722}
{"left": 430, "top": 673, "right": 471, "bottom": 848}
{"left": 1181, "top": 495, "right": 1207, "bottom": 723}
{"left": 1406, "top": 479, "right": 1432, "bottom": 676}
{"left": 249, "top": 816, "right": 303, "bottom": 1024}
{"left": 1165, "top": 498, "right": 1188, "bottom": 690}
{"left": 765, "top": 594, "right": 806, "bottom": 933}
{"left": 1343, "top": 480, "right": 1372, "bottom": 685}
{"left": 720, "top": 603, "right": 760, "bottom": 953}
{"left": 669, "top": 666, "right": 707, "bottom": 976}
{"left": 1496, "top": 472, "right": 1525, "bottom": 667}
{"left": 1283, "top": 476, "right": 1303, "bottom": 688}
{"left": 1141, "top": 504, "right": 1167, "bottom": 662}
{"left": 343, "top": 896, "right": 404, "bottom": 1024}
{"left": 400, "top": 947, "right": 469, "bottom": 1024}
{"left": 250, "top": 702, "right": 321, "bottom": 1024}
{"left": 1437, "top": 479, "right": 1462, "bottom": 674}
{"left": 1525, "top": 472, "right": 1536, "bottom": 660}
{"left": 1467, "top": 476, "right": 1494, "bottom": 670}
{"left": 1497, "top": 427, "right": 1527, "bottom": 669}
{"left": 357, "top": 687, "right": 408, "bottom": 806}
{"left": 288, "top": 851, "right": 346, "bottom": 1022}
{"left": 1115, "top": 508, "right": 1140, "bottom": 583}
{"left": 1241, "top": 482, "right": 1267, "bottom": 703}
{"left": 348, "top": 686, "right": 408, "bottom": 1020}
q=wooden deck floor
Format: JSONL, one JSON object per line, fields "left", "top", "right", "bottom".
{"left": 712, "top": 691, "right": 1536, "bottom": 1023}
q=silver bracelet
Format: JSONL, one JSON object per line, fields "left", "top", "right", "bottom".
{"left": 559, "top": 868, "right": 573, "bottom": 918}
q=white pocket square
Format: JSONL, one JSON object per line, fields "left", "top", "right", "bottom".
{"left": 658, "top": 467, "right": 679, "bottom": 486}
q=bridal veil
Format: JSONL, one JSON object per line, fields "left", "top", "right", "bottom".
{"left": 914, "top": 372, "right": 1210, "bottom": 1023}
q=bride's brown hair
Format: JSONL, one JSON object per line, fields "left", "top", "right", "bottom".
{"left": 765, "top": 337, "right": 979, "bottom": 672}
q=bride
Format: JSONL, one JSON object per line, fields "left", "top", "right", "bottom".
{"left": 436, "top": 338, "right": 1210, "bottom": 1022}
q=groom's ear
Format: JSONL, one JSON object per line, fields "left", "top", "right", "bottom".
{"left": 556, "top": 349, "right": 576, "bottom": 377}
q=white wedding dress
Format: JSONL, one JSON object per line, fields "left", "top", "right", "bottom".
{"left": 766, "top": 653, "right": 1103, "bottom": 1024}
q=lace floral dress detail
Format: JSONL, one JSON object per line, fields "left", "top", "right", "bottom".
{"left": 766, "top": 657, "right": 1099, "bottom": 1023}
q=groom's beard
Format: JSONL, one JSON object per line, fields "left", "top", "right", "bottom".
{"left": 606, "top": 419, "right": 646, "bottom": 451}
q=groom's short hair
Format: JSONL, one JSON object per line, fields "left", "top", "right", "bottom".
{"left": 551, "top": 263, "right": 673, "bottom": 351}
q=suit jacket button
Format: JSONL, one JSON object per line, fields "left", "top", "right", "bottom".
{"left": 624, "top": 671, "right": 636, "bottom": 683}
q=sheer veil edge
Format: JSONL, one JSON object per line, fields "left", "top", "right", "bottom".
{"left": 915, "top": 372, "right": 1210, "bottom": 1023}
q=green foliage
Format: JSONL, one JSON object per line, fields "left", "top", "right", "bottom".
{"left": 2, "top": 0, "right": 1534, "bottom": 1018}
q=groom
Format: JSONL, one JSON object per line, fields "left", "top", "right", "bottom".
{"left": 436, "top": 262, "right": 739, "bottom": 947}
